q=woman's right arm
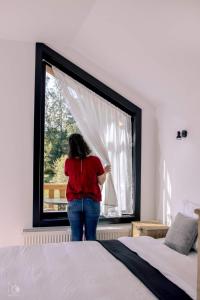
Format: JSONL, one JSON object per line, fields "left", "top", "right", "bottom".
{"left": 97, "top": 165, "right": 111, "bottom": 185}
{"left": 97, "top": 173, "right": 106, "bottom": 185}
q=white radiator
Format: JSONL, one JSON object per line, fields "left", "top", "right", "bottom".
{"left": 23, "top": 225, "right": 131, "bottom": 246}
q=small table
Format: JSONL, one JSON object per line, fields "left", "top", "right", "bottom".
{"left": 44, "top": 199, "right": 67, "bottom": 212}
{"left": 131, "top": 220, "right": 169, "bottom": 239}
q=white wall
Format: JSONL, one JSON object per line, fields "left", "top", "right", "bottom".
{"left": 156, "top": 101, "right": 200, "bottom": 225}
{"left": 0, "top": 39, "right": 156, "bottom": 247}
{"left": 0, "top": 39, "right": 35, "bottom": 246}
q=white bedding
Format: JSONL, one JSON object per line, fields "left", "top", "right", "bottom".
{"left": 119, "top": 237, "right": 197, "bottom": 299}
{"left": 0, "top": 237, "right": 196, "bottom": 300}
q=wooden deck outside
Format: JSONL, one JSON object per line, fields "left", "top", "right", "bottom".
{"left": 44, "top": 183, "right": 67, "bottom": 212}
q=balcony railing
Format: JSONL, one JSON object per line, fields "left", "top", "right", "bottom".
{"left": 43, "top": 183, "right": 67, "bottom": 212}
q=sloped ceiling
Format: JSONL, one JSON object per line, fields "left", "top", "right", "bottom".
{"left": 0, "top": 0, "right": 200, "bottom": 107}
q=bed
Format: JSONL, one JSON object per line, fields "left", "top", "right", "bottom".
{"left": 0, "top": 235, "right": 197, "bottom": 300}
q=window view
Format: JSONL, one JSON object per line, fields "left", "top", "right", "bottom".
{"left": 43, "top": 69, "right": 80, "bottom": 212}
{"left": 33, "top": 44, "right": 142, "bottom": 228}
{"left": 43, "top": 65, "right": 134, "bottom": 217}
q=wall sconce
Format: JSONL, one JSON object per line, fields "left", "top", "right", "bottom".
{"left": 176, "top": 130, "right": 188, "bottom": 140}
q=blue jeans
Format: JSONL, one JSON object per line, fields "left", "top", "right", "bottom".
{"left": 68, "top": 198, "right": 100, "bottom": 241}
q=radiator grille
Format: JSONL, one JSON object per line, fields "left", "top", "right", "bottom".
{"left": 23, "top": 226, "right": 131, "bottom": 246}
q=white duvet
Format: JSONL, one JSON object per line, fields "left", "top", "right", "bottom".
{"left": 119, "top": 237, "right": 197, "bottom": 299}
{"left": 0, "top": 237, "right": 196, "bottom": 300}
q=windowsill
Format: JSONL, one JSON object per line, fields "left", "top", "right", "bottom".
{"left": 23, "top": 223, "right": 131, "bottom": 233}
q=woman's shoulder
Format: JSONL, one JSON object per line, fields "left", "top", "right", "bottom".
{"left": 87, "top": 155, "right": 100, "bottom": 160}
{"left": 66, "top": 155, "right": 101, "bottom": 162}
{"left": 87, "top": 155, "right": 102, "bottom": 164}
{"left": 65, "top": 157, "right": 75, "bottom": 164}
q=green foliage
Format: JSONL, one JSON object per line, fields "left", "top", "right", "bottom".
{"left": 44, "top": 73, "right": 79, "bottom": 183}
{"left": 44, "top": 141, "right": 54, "bottom": 183}
{"left": 53, "top": 155, "right": 68, "bottom": 183}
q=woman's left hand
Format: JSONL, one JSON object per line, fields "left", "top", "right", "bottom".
{"left": 104, "top": 165, "right": 111, "bottom": 174}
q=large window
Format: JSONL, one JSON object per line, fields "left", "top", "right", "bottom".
{"left": 33, "top": 43, "right": 141, "bottom": 227}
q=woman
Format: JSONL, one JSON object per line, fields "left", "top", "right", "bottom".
{"left": 65, "top": 133, "right": 110, "bottom": 241}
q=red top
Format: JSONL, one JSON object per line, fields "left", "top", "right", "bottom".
{"left": 64, "top": 156, "right": 105, "bottom": 202}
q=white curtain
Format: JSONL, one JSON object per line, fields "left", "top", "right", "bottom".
{"left": 53, "top": 66, "right": 133, "bottom": 216}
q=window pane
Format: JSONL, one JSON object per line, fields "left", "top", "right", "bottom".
{"left": 43, "top": 66, "right": 133, "bottom": 216}
{"left": 43, "top": 69, "right": 79, "bottom": 212}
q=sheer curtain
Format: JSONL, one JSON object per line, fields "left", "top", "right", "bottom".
{"left": 53, "top": 66, "right": 133, "bottom": 216}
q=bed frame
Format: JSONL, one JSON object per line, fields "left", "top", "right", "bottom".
{"left": 195, "top": 209, "right": 200, "bottom": 300}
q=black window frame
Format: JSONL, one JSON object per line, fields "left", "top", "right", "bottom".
{"left": 33, "top": 43, "right": 142, "bottom": 227}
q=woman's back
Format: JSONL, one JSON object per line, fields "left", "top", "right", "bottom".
{"left": 65, "top": 156, "right": 104, "bottom": 202}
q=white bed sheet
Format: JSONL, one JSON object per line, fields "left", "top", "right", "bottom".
{"left": 0, "top": 241, "right": 156, "bottom": 300}
{"left": 119, "top": 236, "right": 197, "bottom": 299}
{"left": 0, "top": 236, "right": 196, "bottom": 300}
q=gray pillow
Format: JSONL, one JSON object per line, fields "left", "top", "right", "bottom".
{"left": 164, "top": 213, "right": 198, "bottom": 255}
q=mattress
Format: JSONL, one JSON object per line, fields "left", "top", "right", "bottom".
{"left": 0, "top": 236, "right": 197, "bottom": 300}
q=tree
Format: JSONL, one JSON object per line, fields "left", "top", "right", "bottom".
{"left": 53, "top": 155, "right": 68, "bottom": 183}
{"left": 44, "top": 73, "right": 79, "bottom": 182}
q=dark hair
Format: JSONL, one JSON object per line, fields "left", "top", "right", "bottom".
{"left": 68, "top": 133, "right": 91, "bottom": 159}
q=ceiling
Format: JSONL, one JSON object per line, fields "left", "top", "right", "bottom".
{"left": 1, "top": 0, "right": 200, "bottom": 107}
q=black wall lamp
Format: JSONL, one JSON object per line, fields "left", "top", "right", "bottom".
{"left": 176, "top": 130, "right": 188, "bottom": 140}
